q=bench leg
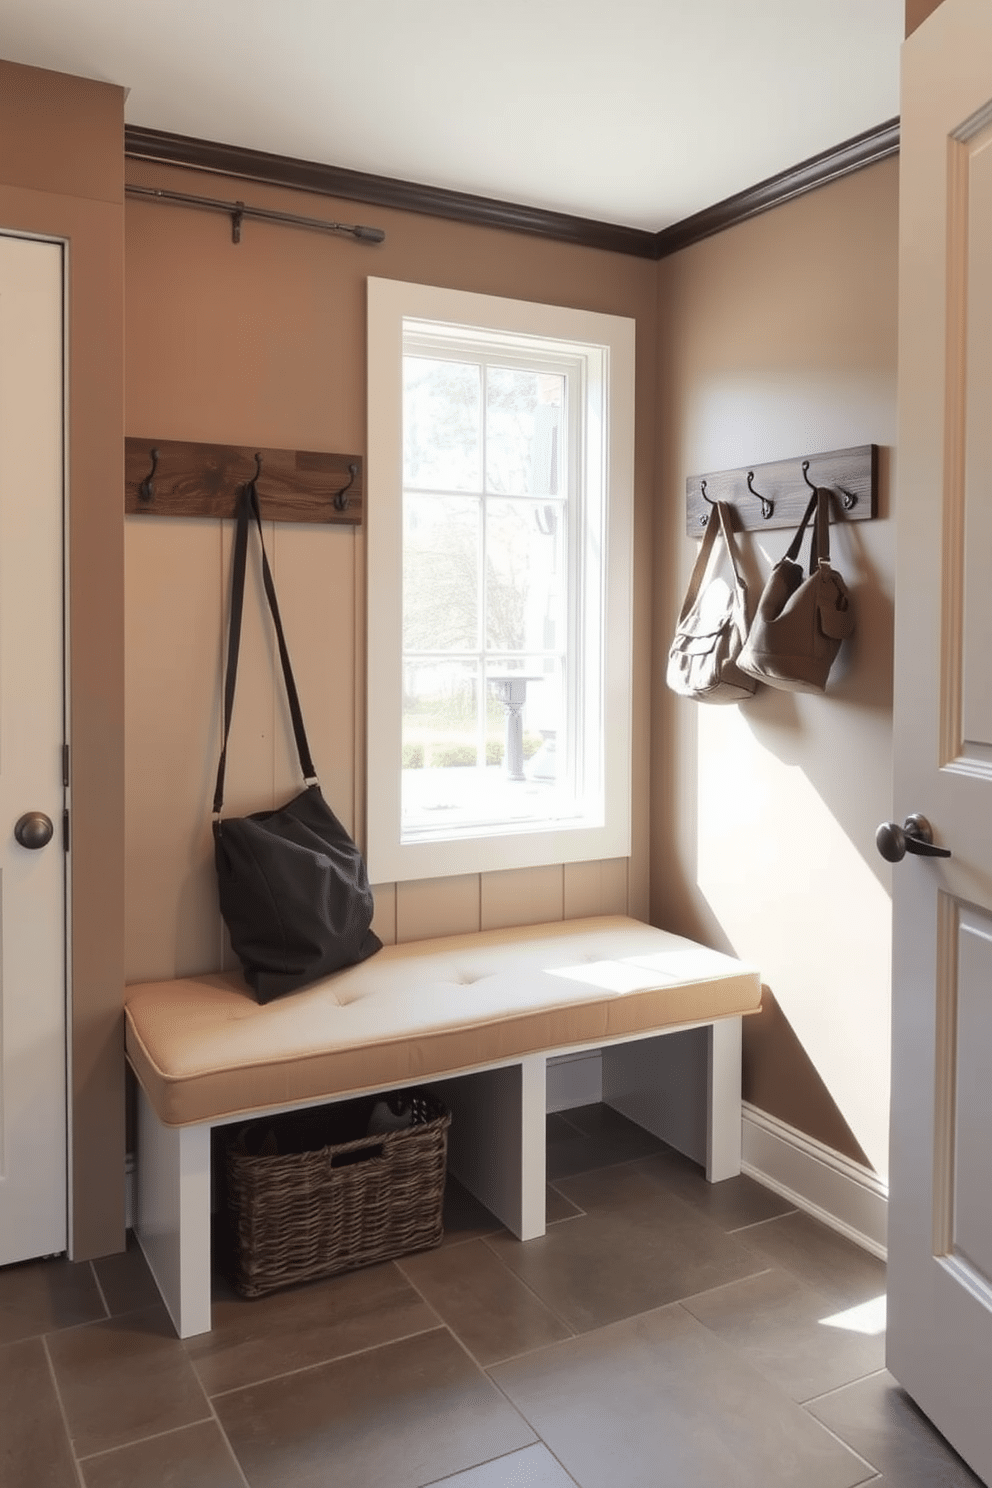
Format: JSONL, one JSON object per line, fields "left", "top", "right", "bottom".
{"left": 706, "top": 1015, "right": 742, "bottom": 1183}
{"left": 435, "top": 1056, "right": 546, "bottom": 1241}
{"left": 601, "top": 1018, "right": 742, "bottom": 1183}
{"left": 134, "top": 1084, "right": 212, "bottom": 1339}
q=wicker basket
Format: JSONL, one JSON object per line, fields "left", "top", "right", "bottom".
{"left": 223, "top": 1090, "right": 451, "bottom": 1298}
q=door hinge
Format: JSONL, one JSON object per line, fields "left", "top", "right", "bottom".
{"left": 62, "top": 809, "right": 69, "bottom": 853}
{"left": 62, "top": 743, "right": 69, "bottom": 788}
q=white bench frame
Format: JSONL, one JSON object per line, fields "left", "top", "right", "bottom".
{"left": 134, "top": 1015, "right": 742, "bottom": 1339}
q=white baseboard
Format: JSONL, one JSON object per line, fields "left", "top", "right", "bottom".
{"left": 741, "top": 1102, "right": 888, "bottom": 1260}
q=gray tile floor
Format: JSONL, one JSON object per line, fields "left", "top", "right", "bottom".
{"left": 0, "top": 1105, "right": 984, "bottom": 1488}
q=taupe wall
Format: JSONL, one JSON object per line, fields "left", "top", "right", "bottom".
{"left": 906, "top": 0, "right": 945, "bottom": 36}
{"left": 0, "top": 62, "right": 126, "bottom": 1258}
{"left": 3, "top": 57, "right": 902, "bottom": 1252}
{"left": 123, "top": 161, "right": 656, "bottom": 983}
{"left": 653, "top": 158, "right": 899, "bottom": 1174}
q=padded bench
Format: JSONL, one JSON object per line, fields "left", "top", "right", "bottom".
{"left": 125, "top": 914, "right": 761, "bottom": 1337}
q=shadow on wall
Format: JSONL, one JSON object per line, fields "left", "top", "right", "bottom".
{"left": 654, "top": 463, "right": 895, "bottom": 1178}
{"left": 744, "top": 986, "right": 871, "bottom": 1170}
{"left": 729, "top": 467, "right": 895, "bottom": 891}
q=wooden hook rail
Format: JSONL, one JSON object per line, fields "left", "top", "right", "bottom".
{"left": 125, "top": 438, "right": 364, "bottom": 524}
{"left": 685, "top": 444, "right": 877, "bottom": 535}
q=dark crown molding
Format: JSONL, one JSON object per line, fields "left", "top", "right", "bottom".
{"left": 654, "top": 116, "right": 900, "bottom": 258}
{"left": 124, "top": 117, "right": 900, "bottom": 262}
{"left": 123, "top": 126, "right": 658, "bottom": 259}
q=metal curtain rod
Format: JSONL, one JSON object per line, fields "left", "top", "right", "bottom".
{"left": 125, "top": 184, "right": 386, "bottom": 245}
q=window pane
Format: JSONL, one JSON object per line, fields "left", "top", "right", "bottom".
{"left": 486, "top": 369, "right": 564, "bottom": 496}
{"left": 403, "top": 494, "right": 479, "bottom": 651}
{"left": 402, "top": 660, "right": 482, "bottom": 823}
{"left": 485, "top": 497, "right": 565, "bottom": 654}
{"left": 485, "top": 658, "right": 564, "bottom": 789}
{"left": 404, "top": 357, "right": 481, "bottom": 491}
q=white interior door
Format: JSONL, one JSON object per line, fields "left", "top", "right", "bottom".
{"left": 888, "top": 1, "right": 992, "bottom": 1479}
{"left": 0, "top": 232, "right": 67, "bottom": 1265}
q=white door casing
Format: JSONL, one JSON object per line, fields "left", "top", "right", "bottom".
{"left": 0, "top": 232, "right": 67, "bottom": 1265}
{"left": 889, "top": 1, "right": 992, "bottom": 1479}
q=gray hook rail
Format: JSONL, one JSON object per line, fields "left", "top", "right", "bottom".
{"left": 687, "top": 444, "right": 878, "bottom": 534}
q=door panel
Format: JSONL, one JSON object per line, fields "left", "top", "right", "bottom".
{"left": 890, "top": 1, "right": 992, "bottom": 1477}
{"left": 950, "top": 907, "right": 992, "bottom": 1285}
{"left": 0, "top": 232, "right": 66, "bottom": 1264}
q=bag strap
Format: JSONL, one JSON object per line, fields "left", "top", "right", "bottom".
{"left": 811, "top": 487, "right": 831, "bottom": 571}
{"left": 213, "top": 480, "right": 317, "bottom": 817}
{"left": 676, "top": 501, "right": 746, "bottom": 625}
{"left": 784, "top": 488, "right": 833, "bottom": 575}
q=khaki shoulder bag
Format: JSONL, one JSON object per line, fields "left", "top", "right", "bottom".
{"left": 666, "top": 500, "right": 757, "bottom": 704}
{"left": 737, "top": 487, "right": 854, "bottom": 694}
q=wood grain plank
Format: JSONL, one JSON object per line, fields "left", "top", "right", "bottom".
{"left": 125, "top": 436, "right": 363, "bottom": 523}
{"left": 685, "top": 444, "right": 878, "bottom": 535}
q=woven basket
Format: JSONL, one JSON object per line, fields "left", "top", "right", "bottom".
{"left": 224, "top": 1090, "right": 450, "bottom": 1298}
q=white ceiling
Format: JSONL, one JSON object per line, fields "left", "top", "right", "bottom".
{"left": 1, "top": 1, "right": 904, "bottom": 232}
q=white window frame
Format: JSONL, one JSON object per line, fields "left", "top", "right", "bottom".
{"left": 366, "top": 278, "right": 634, "bottom": 884}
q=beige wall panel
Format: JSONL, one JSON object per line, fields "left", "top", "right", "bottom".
{"left": 563, "top": 858, "right": 630, "bottom": 920}
{"left": 271, "top": 524, "right": 357, "bottom": 831}
{"left": 481, "top": 865, "right": 565, "bottom": 930}
{"left": 1, "top": 63, "right": 126, "bottom": 1259}
{"left": 653, "top": 158, "right": 898, "bottom": 1176}
{"left": 124, "top": 158, "right": 657, "bottom": 983}
{"left": 124, "top": 518, "right": 224, "bottom": 981}
{"left": 370, "top": 883, "right": 397, "bottom": 946}
{"left": 396, "top": 874, "right": 482, "bottom": 943}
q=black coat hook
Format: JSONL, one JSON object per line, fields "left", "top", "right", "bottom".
{"left": 746, "top": 471, "right": 773, "bottom": 521}
{"left": 699, "top": 478, "right": 715, "bottom": 527}
{"left": 802, "top": 460, "right": 856, "bottom": 512}
{"left": 334, "top": 463, "right": 358, "bottom": 512}
{"left": 139, "top": 448, "right": 159, "bottom": 501}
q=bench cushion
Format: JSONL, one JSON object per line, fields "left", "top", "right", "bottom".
{"left": 125, "top": 915, "right": 760, "bottom": 1127}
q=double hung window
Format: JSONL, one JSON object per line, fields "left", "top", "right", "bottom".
{"left": 367, "top": 280, "right": 633, "bottom": 883}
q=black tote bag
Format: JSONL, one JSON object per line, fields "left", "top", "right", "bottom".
{"left": 212, "top": 479, "right": 381, "bottom": 1002}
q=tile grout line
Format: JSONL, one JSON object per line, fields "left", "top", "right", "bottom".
{"left": 392, "top": 1253, "right": 577, "bottom": 1374}
{"left": 86, "top": 1260, "right": 112, "bottom": 1320}
{"left": 475, "top": 1232, "right": 579, "bottom": 1339}
{"left": 797, "top": 1406, "right": 882, "bottom": 1481}
{"left": 801, "top": 1365, "right": 890, "bottom": 1408}
{"left": 726, "top": 1208, "right": 800, "bottom": 1234}
{"left": 201, "top": 1320, "right": 451, "bottom": 1401}
{"left": 74, "top": 1415, "right": 217, "bottom": 1465}
{"left": 40, "top": 1332, "right": 87, "bottom": 1488}
{"left": 673, "top": 1266, "right": 776, "bottom": 1310}
{"left": 431, "top": 1319, "right": 548, "bottom": 1454}
{"left": 209, "top": 1399, "right": 254, "bottom": 1488}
